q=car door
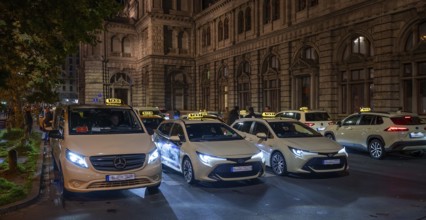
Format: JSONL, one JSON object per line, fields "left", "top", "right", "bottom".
{"left": 355, "top": 114, "right": 377, "bottom": 149}
{"left": 153, "top": 122, "right": 174, "bottom": 168}
{"left": 334, "top": 114, "right": 362, "bottom": 147}
{"left": 250, "top": 121, "right": 274, "bottom": 160}
{"left": 167, "top": 123, "right": 185, "bottom": 170}
{"left": 232, "top": 121, "right": 254, "bottom": 140}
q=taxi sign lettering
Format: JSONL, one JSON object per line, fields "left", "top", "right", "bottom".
{"left": 106, "top": 98, "right": 122, "bottom": 105}
{"left": 262, "top": 112, "right": 276, "bottom": 118}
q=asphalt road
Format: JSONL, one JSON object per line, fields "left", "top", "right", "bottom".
{"left": 2, "top": 149, "right": 426, "bottom": 220}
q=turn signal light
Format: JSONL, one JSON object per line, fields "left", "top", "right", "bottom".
{"left": 384, "top": 126, "right": 409, "bottom": 132}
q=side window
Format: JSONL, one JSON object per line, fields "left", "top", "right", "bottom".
{"left": 252, "top": 122, "right": 270, "bottom": 137}
{"left": 158, "top": 122, "right": 173, "bottom": 136}
{"left": 232, "top": 121, "right": 253, "bottom": 133}
{"left": 342, "top": 115, "right": 361, "bottom": 126}
{"left": 170, "top": 124, "right": 184, "bottom": 137}
{"left": 359, "top": 114, "right": 375, "bottom": 125}
{"left": 54, "top": 108, "right": 65, "bottom": 133}
{"left": 374, "top": 116, "right": 384, "bottom": 125}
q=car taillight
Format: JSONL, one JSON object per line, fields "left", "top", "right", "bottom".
{"left": 384, "top": 126, "right": 409, "bottom": 132}
{"left": 305, "top": 122, "right": 315, "bottom": 127}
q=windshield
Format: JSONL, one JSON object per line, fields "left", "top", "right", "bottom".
{"left": 142, "top": 118, "right": 164, "bottom": 130}
{"left": 305, "top": 112, "right": 331, "bottom": 121}
{"left": 69, "top": 108, "right": 144, "bottom": 135}
{"left": 269, "top": 121, "right": 322, "bottom": 138}
{"left": 185, "top": 123, "right": 243, "bottom": 141}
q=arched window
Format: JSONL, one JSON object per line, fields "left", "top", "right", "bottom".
{"left": 218, "top": 21, "right": 223, "bottom": 41}
{"left": 401, "top": 21, "right": 426, "bottom": 114}
{"left": 245, "top": 7, "right": 252, "bottom": 31}
{"left": 111, "top": 36, "right": 121, "bottom": 53}
{"left": 237, "top": 61, "right": 251, "bottom": 109}
{"left": 224, "top": 18, "right": 229, "bottom": 39}
{"left": 238, "top": 11, "right": 244, "bottom": 34}
{"left": 338, "top": 35, "right": 374, "bottom": 114}
{"left": 122, "top": 37, "right": 131, "bottom": 56}
{"left": 262, "top": 54, "right": 280, "bottom": 111}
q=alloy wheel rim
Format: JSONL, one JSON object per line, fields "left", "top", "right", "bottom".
{"left": 370, "top": 142, "right": 382, "bottom": 158}
{"left": 183, "top": 160, "right": 193, "bottom": 182}
{"left": 272, "top": 154, "right": 284, "bottom": 174}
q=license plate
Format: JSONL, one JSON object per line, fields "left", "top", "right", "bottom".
{"left": 231, "top": 165, "right": 252, "bottom": 172}
{"left": 323, "top": 159, "right": 340, "bottom": 165}
{"left": 410, "top": 132, "right": 424, "bottom": 138}
{"left": 106, "top": 173, "right": 135, "bottom": 182}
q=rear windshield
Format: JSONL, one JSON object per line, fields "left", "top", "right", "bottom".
{"left": 390, "top": 116, "right": 425, "bottom": 125}
{"left": 305, "top": 112, "right": 331, "bottom": 121}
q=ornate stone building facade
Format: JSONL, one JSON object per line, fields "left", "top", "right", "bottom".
{"left": 79, "top": 0, "right": 426, "bottom": 119}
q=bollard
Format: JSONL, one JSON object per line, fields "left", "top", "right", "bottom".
{"left": 8, "top": 149, "right": 18, "bottom": 171}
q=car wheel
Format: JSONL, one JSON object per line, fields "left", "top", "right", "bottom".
{"left": 146, "top": 182, "right": 161, "bottom": 194}
{"left": 271, "top": 151, "right": 287, "bottom": 176}
{"left": 325, "top": 133, "right": 335, "bottom": 141}
{"left": 182, "top": 157, "right": 196, "bottom": 184}
{"left": 368, "top": 139, "right": 385, "bottom": 159}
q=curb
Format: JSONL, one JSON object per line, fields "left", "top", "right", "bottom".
{"left": 0, "top": 139, "right": 46, "bottom": 215}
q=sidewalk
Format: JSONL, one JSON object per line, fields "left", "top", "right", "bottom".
{"left": 0, "top": 127, "right": 47, "bottom": 215}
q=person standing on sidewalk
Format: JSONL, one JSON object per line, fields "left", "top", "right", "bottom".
{"left": 42, "top": 107, "right": 53, "bottom": 144}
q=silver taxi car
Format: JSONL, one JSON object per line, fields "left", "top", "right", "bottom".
{"left": 49, "top": 99, "right": 162, "bottom": 196}
{"left": 152, "top": 114, "right": 265, "bottom": 184}
{"left": 231, "top": 117, "right": 348, "bottom": 176}
{"left": 324, "top": 109, "right": 426, "bottom": 159}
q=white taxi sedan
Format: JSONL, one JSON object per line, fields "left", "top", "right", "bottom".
{"left": 231, "top": 117, "right": 348, "bottom": 176}
{"left": 152, "top": 117, "right": 265, "bottom": 184}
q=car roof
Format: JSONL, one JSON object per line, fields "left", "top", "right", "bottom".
{"left": 165, "top": 118, "right": 224, "bottom": 125}
{"left": 68, "top": 104, "right": 133, "bottom": 110}
{"left": 349, "top": 111, "right": 419, "bottom": 117}
{"left": 277, "top": 110, "right": 328, "bottom": 113}
{"left": 235, "top": 117, "right": 298, "bottom": 123}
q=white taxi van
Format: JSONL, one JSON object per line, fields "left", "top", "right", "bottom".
{"left": 275, "top": 107, "right": 334, "bottom": 134}
{"left": 152, "top": 112, "right": 265, "bottom": 184}
{"left": 324, "top": 107, "right": 426, "bottom": 159}
{"left": 231, "top": 113, "right": 348, "bottom": 176}
{"left": 49, "top": 98, "right": 162, "bottom": 196}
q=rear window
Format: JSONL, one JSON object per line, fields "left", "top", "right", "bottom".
{"left": 305, "top": 112, "right": 331, "bottom": 121}
{"left": 390, "top": 116, "right": 425, "bottom": 125}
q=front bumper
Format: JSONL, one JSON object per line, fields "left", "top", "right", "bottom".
{"left": 287, "top": 153, "right": 348, "bottom": 174}
{"left": 61, "top": 157, "right": 162, "bottom": 193}
{"left": 193, "top": 158, "right": 265, "bottom": 182}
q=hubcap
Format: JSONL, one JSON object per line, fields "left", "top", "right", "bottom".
{"left": 272, "top": 153, "right": 284, "bottom": 175}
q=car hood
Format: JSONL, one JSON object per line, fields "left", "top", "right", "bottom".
{"left": 64, "top": 134, "right": 154, "bottom": 156}
{"left": 192, "top": 140, "right": 259, "bottom": 158}
{"left": 277, "top": 137, "right": 343, "bottom": 152}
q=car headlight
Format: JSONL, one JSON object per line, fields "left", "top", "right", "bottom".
{"left": 197, "top": 152, "right": 226, "bottom": 166}
{"left": 338, "top": 147, "right": 348, "bottom": 156}
{"left": 251, "top": 151, "right": 265, "bottom": 163}
{"left": 148, "top": 148, "right": 160, "bottom": 164}
{"left": 289, "top": 147, "right": 310, "bottom": 158}
{"left": 66, "top": 149, "right": 88, "bottom": 168}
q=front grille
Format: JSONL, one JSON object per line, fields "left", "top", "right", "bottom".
{"left": 88, "top": 178, "right": 152, "bottom": 189}
{"left": 209, "top": 162, "right": 263, "bottom": 179}
{"left": 302, "top": 156, "right": 347, "bottom": 172}
{"left": 90, "top": 154, "right": 146, "bottom": 171}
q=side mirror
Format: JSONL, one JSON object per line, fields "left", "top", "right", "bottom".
{"left": 256, "top": 132, "right": 268, "bottom": 140}
{"left": 49, "top": 130, "right": 63, "bottom": 139}
{"left": 146, "top": 127, "right": 154, "bottom": 135}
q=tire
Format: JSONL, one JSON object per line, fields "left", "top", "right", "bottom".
{"left": 270, "top": 151, "right": 287, "bottom": 176}
{"left": 368, "top": 139, "right": 385, "bottom": 159}
{"left": 146, "top": 182, "right": 161, "bottom": 194}
{"left": 325, "top": 133, "right": 335, "bottom": 141}
{"left": 182, "top": 157, "right": 197, "bottom": 184}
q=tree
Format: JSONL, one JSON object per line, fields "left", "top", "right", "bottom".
{"left": 0, "top": 0, "right": 122, "bottom": 127}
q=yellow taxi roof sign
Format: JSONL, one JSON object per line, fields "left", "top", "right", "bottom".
{"left": 187, "top": 112, "right": 206, "bottom": 119}
{"left": 106, "top": 98, "right": 122, "bottom": 106}
{"left": 141, "top": 111, "right": 154, "bottom": 116}
{"left": 262, "top": 112, "right": 276, "bottom": 118}
{"left": 360, "top": 107, "right": 371, "bottom": 112}
{"left": 299, "top": 107, "right": 309, "bottom": 112}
